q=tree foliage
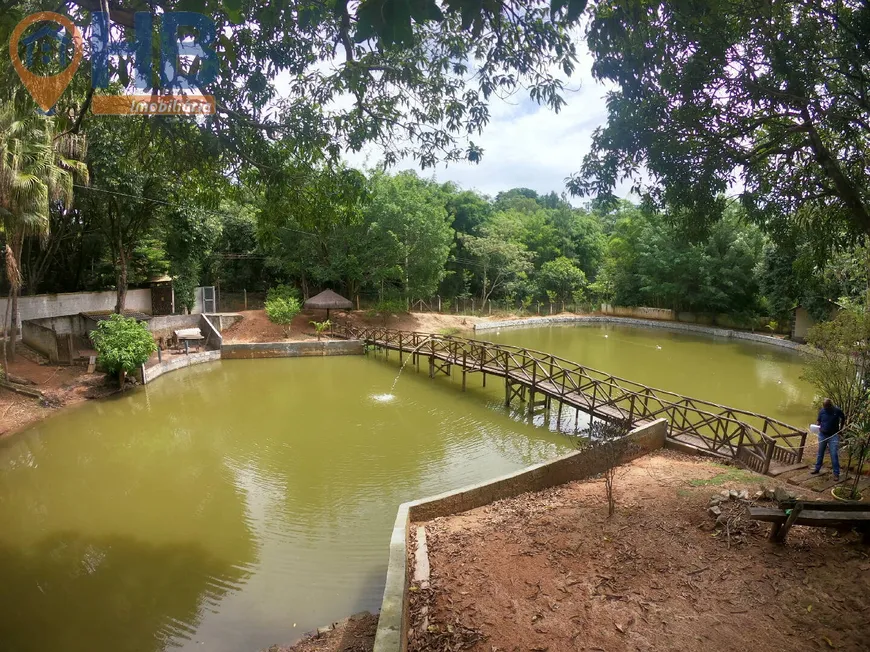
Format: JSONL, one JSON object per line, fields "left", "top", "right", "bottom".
{"left": 572, "top": 0, "right": 870, "bottom": 240}
{"left": 804, "top": 309, "right": 870, "bottom": 421}
{"left": 89, "top": 314, "right": 156, "bottom": 386}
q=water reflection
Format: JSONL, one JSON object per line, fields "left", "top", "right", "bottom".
{"left": 0, "top": 356, "right": 569, "bottom": 652}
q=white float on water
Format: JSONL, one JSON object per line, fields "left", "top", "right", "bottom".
{"left": 372, "top": 393, "right": 395, "bottom": 403}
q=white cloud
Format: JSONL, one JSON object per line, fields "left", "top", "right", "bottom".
{"left": 344, "top": 47, "right": 635, "bottom": 203}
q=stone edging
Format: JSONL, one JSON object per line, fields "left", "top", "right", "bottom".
{"left": 474, "top": 315, "right": 809, "bottom": 352}
{"left": 221, "top": 340, "right": 364, "bottom": 359}
{"left": 371, "top": 419, "right": 669, "bottom": 652}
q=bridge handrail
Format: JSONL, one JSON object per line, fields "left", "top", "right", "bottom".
{"left": 334, "top": 323, "right": 806, "bottom": 456}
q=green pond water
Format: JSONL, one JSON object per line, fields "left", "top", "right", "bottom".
{"left": 0, "top": 325, "right": 816, "bottom": 652}
{"left": 480, "top": 323, "right": 818, "bottom": 426}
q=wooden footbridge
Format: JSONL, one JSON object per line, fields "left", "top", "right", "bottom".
{"left": 333, "top": 324, "right": 808, "bottom": 476}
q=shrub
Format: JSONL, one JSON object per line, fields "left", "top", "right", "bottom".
{"left": 89, "top": 314, "right": 157, "bottom": 388}
{"left": 265, "top": 289, "right": 302, "bottom": 336}
{"left": 266, "top": 284, "right": 301, "bottom": 303}
{"left": 310, "top": 319, "right": 331, "bottom": 340}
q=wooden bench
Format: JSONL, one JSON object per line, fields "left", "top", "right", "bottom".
{"left": 747, "top": 500, "right": 870, "bottom": 543}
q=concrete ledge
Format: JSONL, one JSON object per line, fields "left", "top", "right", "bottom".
{"left": 372, "top": 418, "right": 668, "bottom": 652}
{"left": 142, "top": 350, "right": 221, "bottom": 384}
{"left": 474, "top": 315, "right": 808, "bottom": 352}
{"left": 221, "top": 340, "right": 364, "bottom": 359}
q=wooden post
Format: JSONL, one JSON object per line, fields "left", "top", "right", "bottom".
{"left": 557, "top": 401, "right": 563, "bottom": 431}
{"left": 399, "top": 334, "right": 403, "bottom": 362}
{"left": 776, "top": 501, "right": 804, "bottom": 543}
{"left": 243, "top": 288, "right": 248, "bottom": 311}
{"left": 505, "top": 380, "right": 511, "bottom": 406}
{"left": 462, "top": 351, "right": 467, "bottom": 391}
{"left": 482, "top": 372, "right": 486, "bottom": 387}
{"left": 356, "top": 295, "right": 360, "bottom": 311}
{"left": 529, "top": 362, "right": 537, "bottom": 414}
{"left": 549, "top": 303, "right": 553, "bottom": 315}
{"left": 763, "top": 438, "right": 776, "bottom": 475}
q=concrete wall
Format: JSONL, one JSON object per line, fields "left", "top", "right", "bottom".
{"left": 148, "top": 314, "right": 202, "bottom": 343}
{"left": 21, "top": 320, "right": 60, "bottom": 362}
{"left": 371, "top": 419, "right": 668, "bottom": 652}
{"left": 0, "top": 287, "right": 217, "bottom": 335}
{"left": 474, "top": 315, "right": 807, "bottom": 352}
{"left": 221, "top": 340, "right": 364, "bottom": 359}
{"left": 601, "top": 304, "right": 675, "bottom": 321}
{"left": 140, "top": 350, "right": 221, "bottom": 384}
{"left": 792, "top": 307, "right": 816, "bottom": 343}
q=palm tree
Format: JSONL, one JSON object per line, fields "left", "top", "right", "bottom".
{"left": 0, "top": 101, "right": 88, "bottom": 372}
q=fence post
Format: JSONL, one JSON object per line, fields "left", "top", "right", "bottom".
{"left": 472, "top": 298, "right": 476, "bottom": 314}
{"left": 243, "top": 289, "right": 248, "bottom": 311}
{"left": 549, "top": 303, "right": 553, "bottom": 315}
{"left": 438, "top": 295, "right": 441, "bottom": 312}
{"left": 488, "top": 301, "right": 492, "bottom": 315}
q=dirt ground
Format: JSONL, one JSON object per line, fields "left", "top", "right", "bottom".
{"left": 0, "top": 347, "right": 121, "bottom": 439}
{"left": 266, "top": 612, "right": 377, "bottom": 652}
{"left": 222, "top": 309, "right": 496, "bottom": 343}
{"left": 409, "top": 451, "right": 870, "bottom": 652}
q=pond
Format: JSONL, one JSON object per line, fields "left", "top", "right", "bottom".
{"left": 479, "top": 322, "right": 817, "bottom": 426}
{"left": 0, "top": 324, "right": 815, "bottom": 652}
{"left": 0, "top": 356, "right": 569, "bottom": 652}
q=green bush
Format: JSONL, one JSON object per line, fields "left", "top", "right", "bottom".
{"left": 89, "top": 314, "right": 157, "bottom": 388}
{"left": 265, "top": 289, "right": 302, "bottom": 335}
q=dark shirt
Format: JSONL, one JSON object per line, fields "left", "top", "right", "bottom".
{"left": 817, "top": 406, "right": 845, "bottom": 435}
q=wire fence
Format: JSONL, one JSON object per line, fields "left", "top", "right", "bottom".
{"left": 217, "top": 290, "right": 595, "bottom": 317}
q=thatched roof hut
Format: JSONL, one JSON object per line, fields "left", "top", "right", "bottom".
{"left": 304, "top": 289, "right": 352, "bottom": 318}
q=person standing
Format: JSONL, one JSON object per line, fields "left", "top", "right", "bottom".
{"left": 811, "top": 398, "right": 845, "bottom": 481}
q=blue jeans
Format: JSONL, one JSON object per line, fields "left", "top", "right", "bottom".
{"left": 814, "top": 433, "right": 840, "bottom": 476}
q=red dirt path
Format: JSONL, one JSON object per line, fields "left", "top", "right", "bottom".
{"left": 410, "top": 452, "right": 870, "bottom": 652}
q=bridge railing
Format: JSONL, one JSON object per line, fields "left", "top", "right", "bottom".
{"left": 334, "top": 324, "right": 807, "bottom": 471}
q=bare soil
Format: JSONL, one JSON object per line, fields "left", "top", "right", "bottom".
{"left": 222, "top": 309, "right": 497, "bottom": 343}
{"left": 1, "top": 349, "right": 121, "bottom": 439}
{"left": 265, "top": 612, "right": 377, "bottom": 652}
{"left": 410, "top": 451, "right": 870, "bottom": 652}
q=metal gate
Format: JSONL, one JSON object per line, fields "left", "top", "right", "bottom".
{"left": 202, "top": 286, "right": 217, "bottom": 313}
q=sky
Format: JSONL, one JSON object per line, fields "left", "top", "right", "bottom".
{"left": 276, "top": 40, "right": 632, "bottom": 204}
{"left": 343, "top": 44, "right": 623, "bottom": 203}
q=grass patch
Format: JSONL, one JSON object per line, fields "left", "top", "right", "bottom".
{"left": 438, "top": 327, "right": 462, "bottom": 336}
{"left": 688, "top": 466, "right": 757, "bottom": 487}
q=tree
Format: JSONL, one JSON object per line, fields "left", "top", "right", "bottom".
{"left": 2, "top": 1, "right": 583, "bottom": 173}
{"left": 264, "top": 286, "right": 302, "bottom": 336}
{"left": 538, "top": 256, "right": 587, "bottom": 304}
{"left": 804, "top": 309, "right": 870, "bottom": 422}
{"left": 0, "top": 101, "right": 87, "bottom": 364}
{"left": 572, "top": 0, "right": 870, "bottom": 241}
{"left": 574, "top": 418, "right": 634, "bottom": 517}
{"left": 89, "top": 314, "right": 157, "bottom": 389}
{"left": 364, "top": 171, "right": 453, "bottom": 302}
{"left": 461, "top": 214, "right": 534, "bottom": 304}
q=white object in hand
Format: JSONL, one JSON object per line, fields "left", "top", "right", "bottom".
{"left": 810, "top": 424, "right": 820, "bottom": 435}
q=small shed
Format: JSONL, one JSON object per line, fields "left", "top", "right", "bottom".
{"left": 304, "top": 289, "right": 352, "bottom": 319}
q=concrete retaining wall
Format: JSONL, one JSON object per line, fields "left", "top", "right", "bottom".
{"left": 372, "top": 418, "right": 669, "bottom": 652}
{"left": 601, "top": 304, "right": 675, "bottom": 321}
{"left": 141, "top": 350, "right": 222, "bottom": 384}
{"left": 148, "top": 314, "right": 202, "bottom": 342}
{"left": 474, "top": 315, "right": 807, "bottom": 352}
{"left": 0, "top": 287, "right": 218, "bottom": 336}
{"left": 21, "top": 320, "right": 60, "bottom": 362}
{"left": 221, "top": 340, "right": 364, "bottom": 359}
